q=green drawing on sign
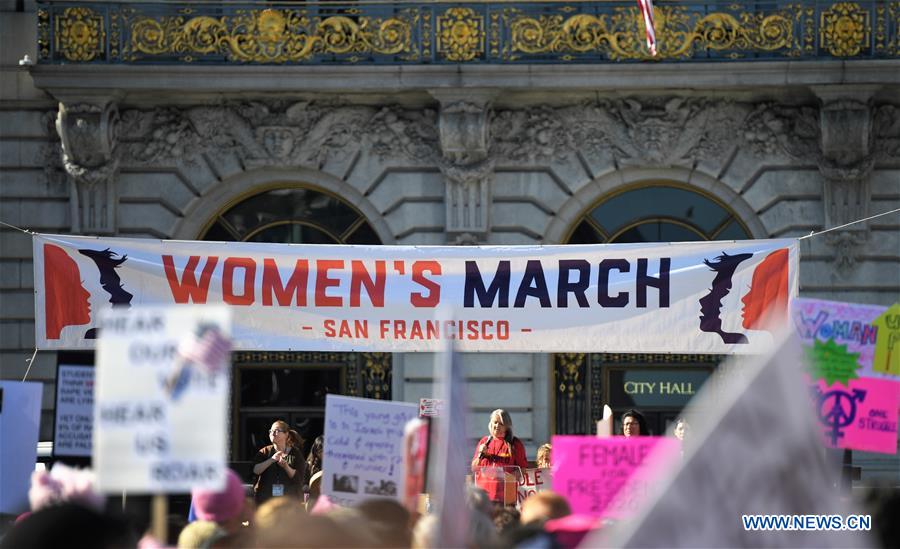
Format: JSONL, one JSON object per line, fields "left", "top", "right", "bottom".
{"left": 805, "top": 338, "right": 861, "bottom": 386}
{"left": 872, "top": 303, "right": 900, "bottom": 376}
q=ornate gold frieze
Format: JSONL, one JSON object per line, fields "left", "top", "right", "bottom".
{"left": 881, "top": 2, "right": 900, "bottom": 55}
{"left": 504, "top": 4, "right": 798, "bottom": 60}
{"left": 361, "top": 352, "right": 391, "bottom": 400}
{"left": 437, "top": 7, "right": 484, "bottom": 61}
{"left": 556, "top": 353, "right": 585, "bottom": 401}
{"left": 38, "top": 9, "right": 51, "bottom": 60}
{"left": 820, "top": 2, "right": 869, "bottom": 57}
{"left": 56, "top": 6, "right": 105, "bottom": 62}
{"left": 38, "top": 1, "right": 898, "bottom": 64}
{"left": 122, "top": 8, "right": 416, "bottom": 62}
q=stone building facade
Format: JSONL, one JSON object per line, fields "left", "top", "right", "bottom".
{"left": 1, "top": 1, "right": 898, "bottom": 478}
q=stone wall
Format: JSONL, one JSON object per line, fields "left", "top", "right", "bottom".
{"left": 2, "top": 8, "right": 898, "bottom": 460}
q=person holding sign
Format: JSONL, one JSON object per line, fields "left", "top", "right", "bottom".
{"left": 252, "top": 421, "right": 305, "bottom": 504}
{"left": 471, "top": 409, "right": 528, "bottom": 504}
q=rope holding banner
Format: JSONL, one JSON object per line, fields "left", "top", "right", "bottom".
{"left": 22, "top": 348, "right": 39, "bottom": 382}
{"left": 798, "top": 208, "right": 900, "bottom": 240}
{"left": 0, "top": 220, "right": 34, "bottom": 234}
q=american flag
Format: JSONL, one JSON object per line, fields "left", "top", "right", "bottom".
{"left": 637, "top": 0, "right": 658, "bottom": 56}
{"left": 178, "top": 323, "right": 232, "bottom": 374}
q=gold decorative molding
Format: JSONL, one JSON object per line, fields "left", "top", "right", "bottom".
{"left": 556, "top": 353, "right": 585, "bottom": 401}
{"left": 437, "top": 7, "right": 484, "bottom": 61}
{"left": 505, "top": 4, "right": 798, "bottom": 60}
{"left": 122, "top": 8, "right": 416, "bottom": 62}
{"left": 820, "top": 2, "right": 869, "bottom": 57}
{"left": 56, "top": 6, "right": 105, "bottom": 61}
{"left": 361, "top": 352, "right": 391, "bottom": 400}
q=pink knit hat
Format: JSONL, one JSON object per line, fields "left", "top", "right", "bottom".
{"left": 191, "top": 469, "right": 245, "bottom": 522}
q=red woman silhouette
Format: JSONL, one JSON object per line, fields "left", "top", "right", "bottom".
{"left": 740, "top": 248, "right": 789, "bottom": 333}
{"left": 44, "top": 244, "right": 91, "bottom": 339}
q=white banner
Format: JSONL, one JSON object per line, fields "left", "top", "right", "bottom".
{"left": 33, "top": 234, "right": 798, "bottom": 353}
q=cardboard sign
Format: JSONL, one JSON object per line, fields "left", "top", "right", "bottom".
{"left": 34, "top": 233, "right": 797, "bottom": 354}
{"left": 810, "top": 376, "right": 899, "bottom": 455}
{"left": 0, "top": 381, "right": 42, "bottom": 514}
{"left": 418, "top": 398, "right": 444, "bottom": 417}
{"left": 552, "top": 435, "right": 680, "bottom": 519}
{"left": 94, "top": 306, "right": 231, "bottom": 492}
{"left": 54, "top": 365, "right": 94, "bottom": 457}
{"left": 322, "top": 394, "right": 417, "bottom": 506}
{"left": 517, "top": 467, "right": 551, "bottom": 506}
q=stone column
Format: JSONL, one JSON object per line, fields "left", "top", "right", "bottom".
{"left": 811, "top": 87, "right": 878, "bottom": 273}
{"left": 430, "top": 90, "right": 496, "bottom": 244}
{"left": 56, "top": 100, "right": 120, "bottom": 234}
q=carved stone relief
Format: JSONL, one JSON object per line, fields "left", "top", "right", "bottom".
{"left": 743, "top": 93, "right": 900, "bottom": 273}
{"left": 56, "top": 102, "right": 120, "bottom": 234}
{"left": 116, "top": 101, "right": 440, "bottom": 170}
{"left": 491, "top": 98, "right": 750, "bottom": 169}
{"left": 434, "top": 96, "right": 494, "bottom": 242}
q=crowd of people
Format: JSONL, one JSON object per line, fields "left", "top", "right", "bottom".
{"left": 10, "top": 408, "right": 896, "bottom": 548}
{"left": 1, "top": 407, "right": 701, "bottom": 548}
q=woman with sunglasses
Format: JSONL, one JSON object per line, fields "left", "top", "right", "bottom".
{"left": 252, "top": 420, "right": 305, "bottom": 504}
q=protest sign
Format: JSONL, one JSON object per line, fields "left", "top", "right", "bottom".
{"left": 94, "top": 306, "right": 231, "bottom": 492}
{"left": 418, "top": 398, "right": 444, "bottom": 418}
{"left": 793, "top": 298, "right": 895, "bottom": 380}
{"left": 810, "top": 376, "right": 899, "bottom": 454}
{"left": 0, "top": 381, "right": 42, "bottom": 514}
{"left": 552, "top": 435, "right": 680, "bottom": 519}
{"left": 322, "top": 394, "right": 417, "bottom": 506}
{"left": 431, "top": 343, "right": 471, "bottom": 548}
{"left": 34, "top": 233, "right": 797, "bottom": 354}
{"left": 517, "top": 467, "right": 551, "bottom": 506}
{"left": 793, "top": 298, "right": 899, "bottom": 454}
{"left": 872, "top": 303, "right": 899, "bottom": 376}
{"left": 601, "top": 335, "right": 865, "bottom": 548}
{"left": 402, "top": 417, "right": 429, "bottom": 513}
{"left": 54, "top": 365, "right": 94, "bottom": 457}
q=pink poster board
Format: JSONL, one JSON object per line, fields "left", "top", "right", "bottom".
{"left": 551, "top": 436, "right": 680, "bottom": 519}
{"left": 810, "top": 376, "right": 900, "bottom": 454}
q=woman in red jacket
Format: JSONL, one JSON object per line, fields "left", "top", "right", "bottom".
{"left": 471, "top": 409, "right": 528, "bottom": 504}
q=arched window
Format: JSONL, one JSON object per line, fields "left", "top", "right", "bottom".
{"left": 200, "top": 186, "right": 381, "bottom": 245}
{"left": 198, "top": 185, "right": 387, "bottom": 461}
{"left": 555, "top": 184, "right": 750, "bottom": 437}
{"left": 566, "top": 184, "right": 751, "bottom": 244}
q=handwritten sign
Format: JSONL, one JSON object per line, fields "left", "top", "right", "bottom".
{"left": 418, "top": 398, "right": 444, "bottom": 418}
{"left": 793, "top": 298, "right": 892, "bottom": 379}
{"left": 552, "top": 436, "right": 680, "bottom": 519}
{"left": 54, "top": 365, "right": 94, "bottom": 457}
{"left": 322, "top": 394, "right": 417, "bottom": 506}
{"left": 809, "top": 376, "right": 899, "bottom": 454}
{"left": 94, "top": 306, "right": 231, "bottom": 492}
{"left": 872, "top": 303, "right": 900, "bottom": 376}
{"left": 517, "top": 467, "right": 551, "bottom": 506}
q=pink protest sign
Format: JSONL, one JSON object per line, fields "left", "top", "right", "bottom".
{"left": 810, "top": 376, "right": 900, "bottom": 455}
{"left": 551, "top": 436, "right": 680, "bottom": 519}
{"left": 792, "top": 298, "right": 889, "bottom": 379}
